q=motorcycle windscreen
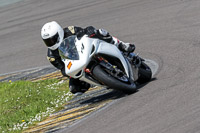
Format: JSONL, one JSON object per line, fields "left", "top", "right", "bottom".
{"left": 58, "top": 35, "right": 79, "bottom": 60}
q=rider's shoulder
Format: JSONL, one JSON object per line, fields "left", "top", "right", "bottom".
{"left": 65, "top": 26, "right": 75, "bottom": 34}
{"left": 64, "top": 26, "right": 84, "bottom": 36}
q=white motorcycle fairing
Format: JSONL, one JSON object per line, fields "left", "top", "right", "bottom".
{"left": 59, "top": 35, "right": 130, "bottom": 85}
{"left": 59, "top": 35, "right": 153, "bottom": 93}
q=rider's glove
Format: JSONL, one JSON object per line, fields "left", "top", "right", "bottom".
{"left": 84, "top": 26, "right": 97, "bottom": 37}
{"left": 77, "top": 29, "right": 85, "bottom": 40}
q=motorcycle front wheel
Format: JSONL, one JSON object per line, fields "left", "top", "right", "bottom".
{"left": 92, "top": 65, "right": 137, "bottom": 93}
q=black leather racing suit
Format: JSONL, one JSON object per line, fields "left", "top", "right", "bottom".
{"left": 47, "top": 26, "right": 115, "bottom": 94}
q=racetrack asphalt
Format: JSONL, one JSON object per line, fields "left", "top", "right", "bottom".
{"left": 1, "top": 0, "right": 200, "bottom": 133}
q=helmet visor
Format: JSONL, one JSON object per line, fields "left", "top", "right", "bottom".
{"left": 43, "top": 32, "right": 60, "bottom": 47}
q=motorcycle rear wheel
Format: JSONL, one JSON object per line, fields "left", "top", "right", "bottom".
{"left": 93, "top": 65, "right": 137, "bottom": 93}
{"left": 137, "top": 61, "right": 152, "bottom": 84}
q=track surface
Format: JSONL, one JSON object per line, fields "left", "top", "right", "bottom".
{"left": 1, "top": 0, "right": 200, "bottom": 133}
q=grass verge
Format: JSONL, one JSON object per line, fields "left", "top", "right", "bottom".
{"left": 0, "top": 79, "right": 73, "bottom": 132}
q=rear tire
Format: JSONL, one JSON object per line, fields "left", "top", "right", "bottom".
{"left": 137, "top": 62, "right": 152, "bottom": 84}
{"left": 93, "top": 65, "right": 137, "bottom": 93}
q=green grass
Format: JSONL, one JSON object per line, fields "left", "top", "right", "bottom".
{"left": 0, "top": 79, "right": 73, "bottom": 132}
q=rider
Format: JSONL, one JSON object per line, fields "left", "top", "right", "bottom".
{"left": 41, "top": 21, "right": 135, "bottom": 94}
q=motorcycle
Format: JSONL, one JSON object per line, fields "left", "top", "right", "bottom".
{"left": 58, "top": 35, "right": 152, "bottom": 93}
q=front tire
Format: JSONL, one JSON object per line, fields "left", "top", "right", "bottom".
{"left": 93, "top": 65, "right": 137, "bottom": 93}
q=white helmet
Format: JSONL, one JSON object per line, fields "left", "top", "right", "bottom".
{"left": 41, "top": 21, "right": 64, "bottom": 50}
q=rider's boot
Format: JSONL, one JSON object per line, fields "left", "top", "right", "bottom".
{"left": 112, "top": 37, "right": 135, "bottom": 53}
{"left": 95, "top": 28, "right": 135, "bottom": 52}
{"left": 132, "top": 54, "right": 140, "bottom": 66}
